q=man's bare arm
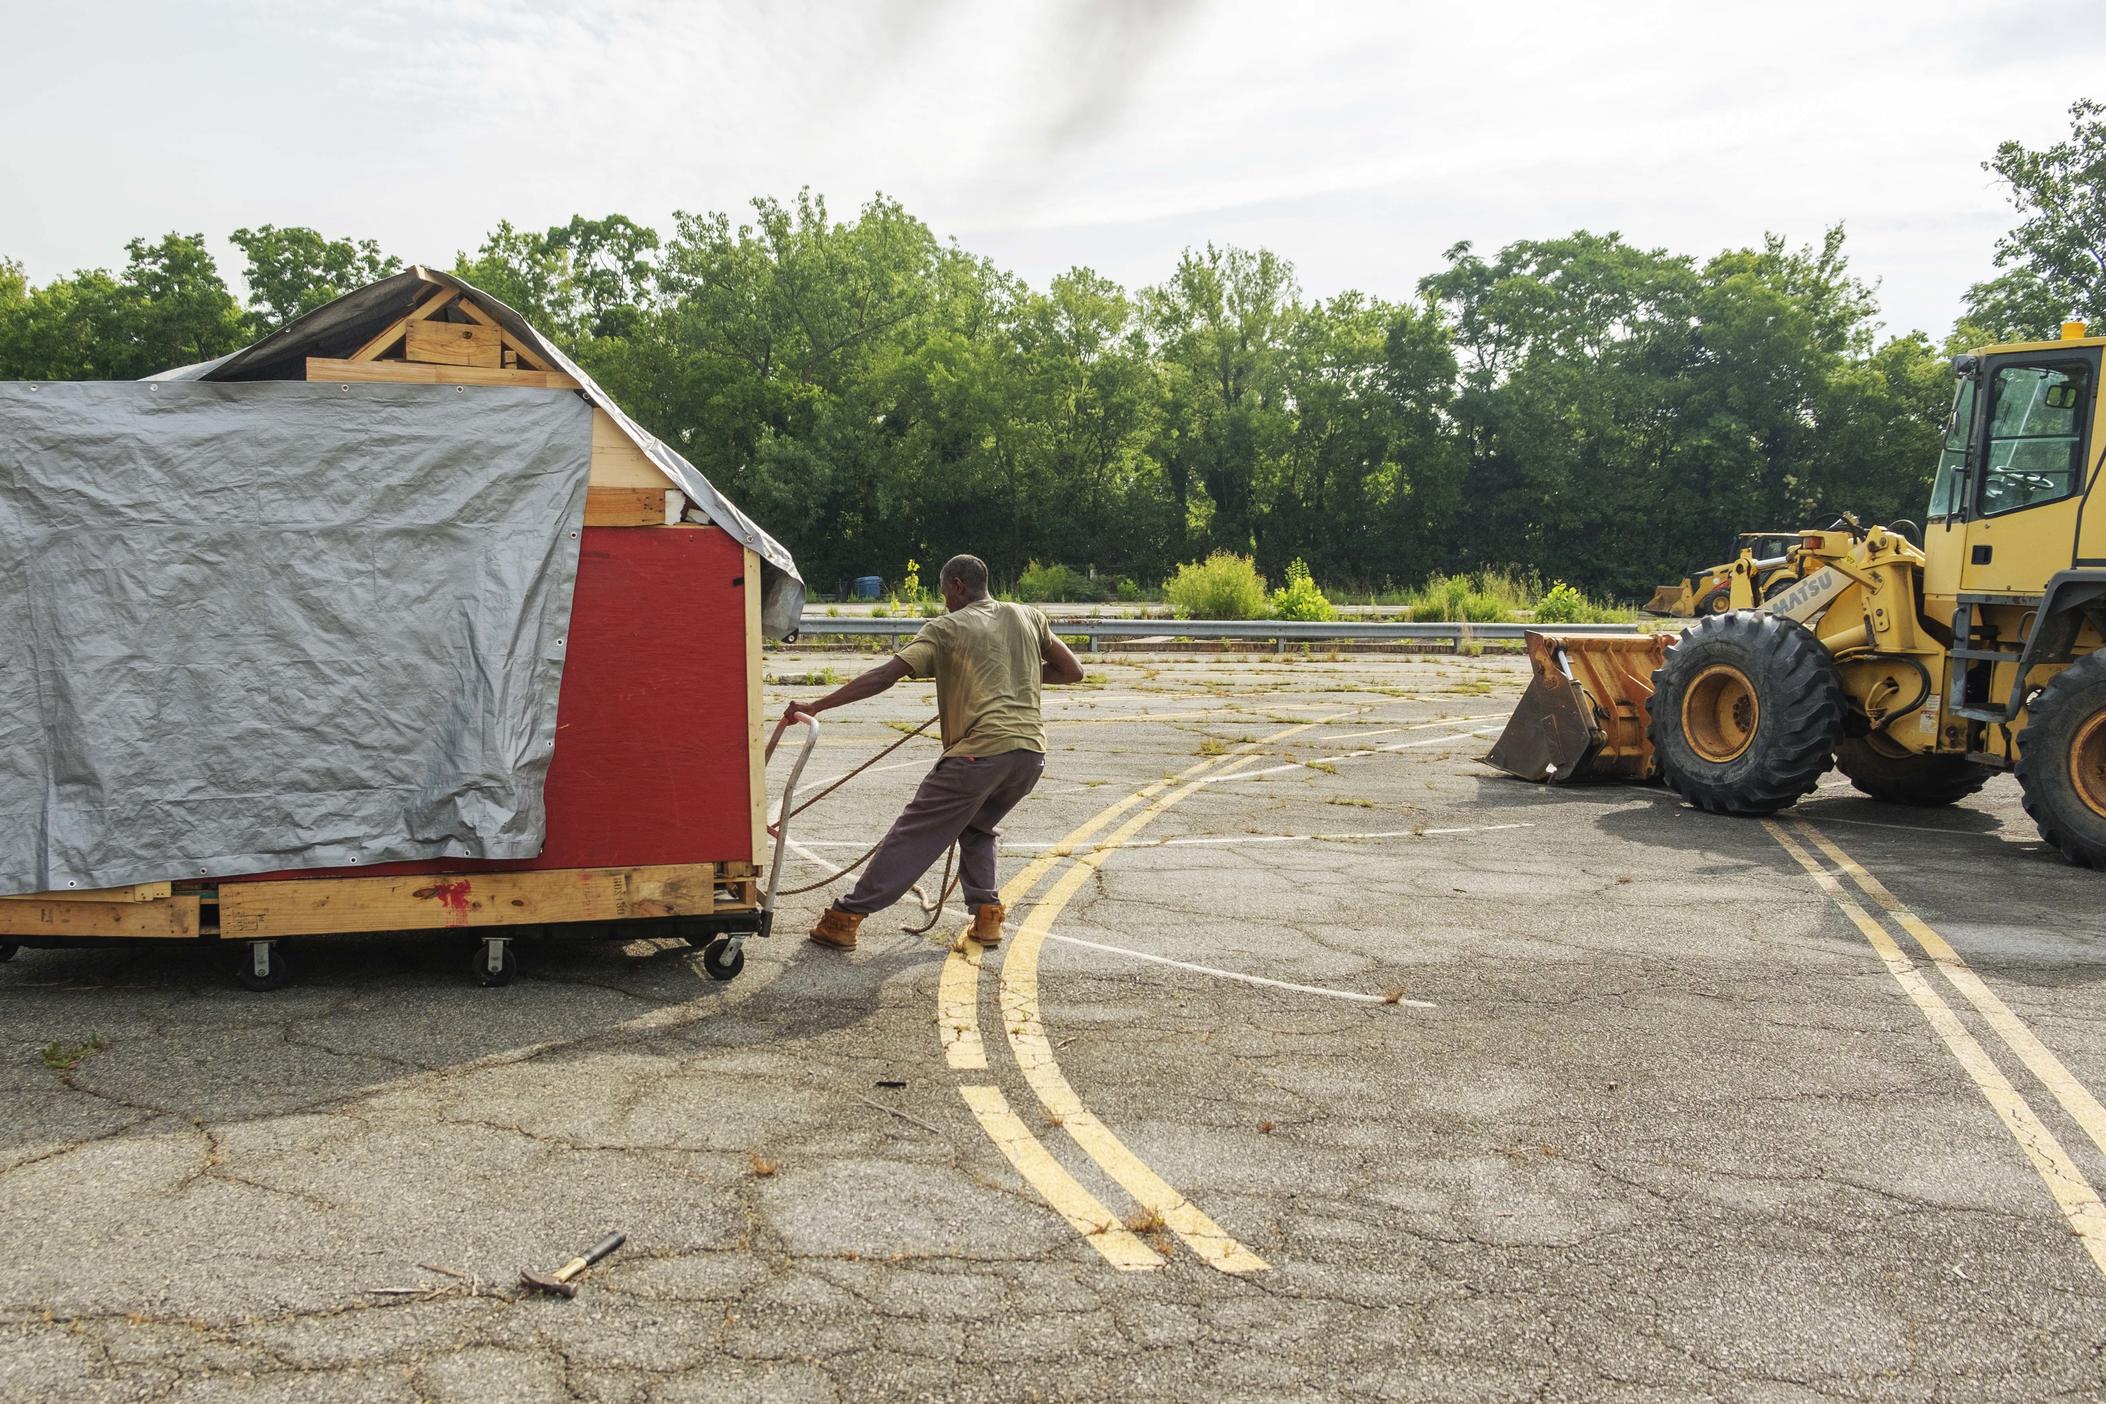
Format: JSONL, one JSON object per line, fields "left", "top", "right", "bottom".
{"left": 1041, "top": 633, "right": 1085, "bottom": 685}
{"left": 784, "top": 656, "right": 912, "bottom": 723}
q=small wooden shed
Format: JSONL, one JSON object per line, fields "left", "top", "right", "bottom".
{"left": 0, "top": 269, "right": 801, "bottom": 987}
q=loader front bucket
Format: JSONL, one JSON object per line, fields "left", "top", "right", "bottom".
{"left": 1487, "top": 631, "right": 1670, "bottom": 783}
{"left": 1642, "top": 583, "right": 1694, "bottom": 617}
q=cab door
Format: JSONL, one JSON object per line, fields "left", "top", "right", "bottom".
{"left": 1958, "top": 350, "right": 2100, "bottom": 596}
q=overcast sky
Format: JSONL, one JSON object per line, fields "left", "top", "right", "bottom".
{"left": 4, "top": 1, "right": 2100, "bottom": 338}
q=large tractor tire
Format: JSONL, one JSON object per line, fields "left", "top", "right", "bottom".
{"left": 2016, "top": 652, "right": 2106, "bottom": 868}
{"left": 1835, "top": 735, "right": 1991, "bottom": 808}
{"left": 1648, "top": 612, "right": 1844, "bottom": 815}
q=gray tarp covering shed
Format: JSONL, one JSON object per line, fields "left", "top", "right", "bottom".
{"left": 150, "top": 267, "right": 808, "bottom": 638}
{"left": 0, "top": 380, "right": 592, "bottom": 896}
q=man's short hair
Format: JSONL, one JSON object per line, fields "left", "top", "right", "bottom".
{"left": 940, "top": 554, "right": 990, "bottom": 596}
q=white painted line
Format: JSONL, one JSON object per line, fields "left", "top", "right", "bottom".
{"left": 1203, "top": 725, "right": 1503, "bottom": 783}
{"left": 802, "top": 821, "right": 1534, "bottom": 856}
{"left": 1317, "top": 714, "right": 1508, "bottom": 742}
{"left": 1797, "top": 813, "right": 2037, "bottom": 844}
{"left": 1125, "top": 822, "right": 1529, "bottom": 848}
{"left": 1043, "top": 930, "right": 1436, "bottom": 1007}
{"left": 782, "top": 756, "right": 928, "bottom": 803}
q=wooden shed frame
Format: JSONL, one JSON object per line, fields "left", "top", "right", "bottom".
{"left": 0, "top": 272, "right": 780, "bottom": 981}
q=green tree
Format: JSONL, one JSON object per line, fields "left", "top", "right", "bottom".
{"left": 1144, "top": 244, "right": 1299, "bottom": 557}
{"left": 0, "top": 234, "right": 246, "bottom": 380}
{"left": 1974, "top": 98, "right": 2106, "bottom": 334}
{"left": 229, "top": 225, "right": 400, "bottom": 331}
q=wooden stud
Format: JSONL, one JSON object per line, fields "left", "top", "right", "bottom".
{"left": 585, "top": 486, "right": 674, "bottom": 526}
{"left": 404, "top": 287, "right": 462, "bottom": 322}
{"left": 345, "top": 288, "right": 459, "bottom": 362}
{"left": 12, "top": 881, "right": 174, "bottom": 904}
{"left": 216, "top": 863, "right": 722, "bottom": 938}
{"left": 305, "top": 357, "right": 580, "bottom": 390}
{"left": 404, "top": 320, "right": 504, "bottom": 367}
{"left": 453, "top": 298, "right": 555, "bottom": 371}
{"left": 0, "top": 894, "right": 200, "bottom": 939}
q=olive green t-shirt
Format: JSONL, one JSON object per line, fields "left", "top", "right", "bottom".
{"left": 896, "top": 599, "right": 1053, "bottom": 759}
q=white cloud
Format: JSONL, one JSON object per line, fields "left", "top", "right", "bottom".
{"left": 0, "top": 0, "right": 2099, "bottom": 335}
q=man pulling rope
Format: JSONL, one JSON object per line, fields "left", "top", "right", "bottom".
{"left": 782, "top": 554, "right": 1085, "bottom": 952}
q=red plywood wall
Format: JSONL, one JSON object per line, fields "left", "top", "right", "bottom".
{"left": 230, "top": 525, "right": 757, "bottom": 883}
{"left": 534, "top": 525, "right": 756, "bottom": 868}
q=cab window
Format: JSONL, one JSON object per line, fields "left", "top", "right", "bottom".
{"left": 1929, "top": 375, "right": 1974, "bottom": 519}
{"left": 1979, "top": 361, "right": 2091, "bottom": 516}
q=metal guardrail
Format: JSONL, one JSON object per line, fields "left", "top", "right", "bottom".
{"left": 795, "top": 615, "right": 1646, "bottom": 651}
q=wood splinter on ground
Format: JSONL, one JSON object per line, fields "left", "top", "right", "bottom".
{"left": 364, "top": 1264, "right": 492, "bottom": 1302}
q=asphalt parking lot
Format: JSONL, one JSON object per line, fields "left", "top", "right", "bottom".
{"left": 5, "top": 648, "right": 2106, "bottom": 1402}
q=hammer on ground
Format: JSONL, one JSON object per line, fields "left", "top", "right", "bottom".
{"left": 520, "top": 1232, "right": 625, "bottom": 1298}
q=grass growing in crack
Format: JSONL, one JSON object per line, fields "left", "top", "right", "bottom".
{"left": 42, "top": 1034, "right": 107, "bottom": 1070}
{"left": 1324, "top": 796, "right": 1376, "bottom": 809}
{"left": 747, "top": 1151, "right": 779, "bottom": 1178}
{"left": 766, "top": 668, "right": 842, "bottom": 687}
{"left": 1195, "top": 737, "right": 1226, "bottom": 757}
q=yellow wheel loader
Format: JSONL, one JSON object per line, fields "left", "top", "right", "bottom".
{"left": 1491, "top": 323, "right": 2106, "bottom": 867}
{"left": 1642, "top": 533, "right": 1812, "bottom": 617}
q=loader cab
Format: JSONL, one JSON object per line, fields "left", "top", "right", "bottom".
{"left": 1926, "top": 330, "right": 2104, "bottom": 601}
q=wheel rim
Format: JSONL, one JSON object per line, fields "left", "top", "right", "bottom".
{"left": 2070, "top": 711, "right": 2106, "bottom": 820}
{"left": 1682, "top": 664, "right": 1760, "bottom": 763}
{"left": 1707, "top": 593, "right": 1730, "bottom": 614}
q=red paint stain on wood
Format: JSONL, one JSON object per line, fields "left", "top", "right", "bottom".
{"left": 412, "top": 880, "right": 474, "bottom": 913}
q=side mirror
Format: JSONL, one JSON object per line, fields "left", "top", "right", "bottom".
{"left": 1951, "top": 354, "right": 1979, "bottom": 376}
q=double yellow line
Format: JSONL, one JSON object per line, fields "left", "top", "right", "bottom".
{"left": 1765, "top": 818, "right": 2106, "bottom": 1277}
{"left": 944, "top": 721, "right": 1332, "bottom": 1272}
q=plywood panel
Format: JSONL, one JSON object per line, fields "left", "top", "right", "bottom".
{"left": 0, "top": 894, "right": 200, "bottom": 939}
{"left": 405, "top": 320, "right": 504, "bottom": 367}
{"left": 589, "top": 409, "right": 674, "bottom": 489}
{"left": 218, "top": 864, "right": 719, "bottom": 938}
{"left": 744, "top": 546, "right": 768, "bottom": 864}
{"left": 306, "top": 357, "right": 579, "bottom": 390}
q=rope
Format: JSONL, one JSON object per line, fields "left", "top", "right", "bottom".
{"left": 768, "top": 712, "right": 963, "bottom": 932}
{"left": 769, "top": 715, "right": 939, "bottom": 835}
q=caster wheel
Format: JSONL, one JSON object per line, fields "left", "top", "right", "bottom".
{"left": 700, "top": 937, "right": 745, "bottom": 983}
{"left": 475, "top": 940, "right": 518, "bottom": 987}
{"left": 237, "top": 943, "right": 291, "bottom": 992}
{"left": 0, "top": 941, "right": 18, "bottom": 964}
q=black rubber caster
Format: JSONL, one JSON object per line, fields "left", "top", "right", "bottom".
{"left": 0, "top": 941, "right": 18, "bottom": 964}
{"left": 700, "top": 937, "right": 745, "bottom": 982}
{"left": 237, "top": 942, "right": 291, "bottom": 992}
{"left": 475, "top": 939, "right": 518, "bottom": 987}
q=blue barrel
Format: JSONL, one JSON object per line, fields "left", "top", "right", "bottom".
{"left": 851, "top": 575, "right": 883, "bottom": 600}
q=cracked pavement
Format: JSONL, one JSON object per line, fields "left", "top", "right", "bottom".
{"left": 5, "top": 650, "right": 2106, "bottom": 1401}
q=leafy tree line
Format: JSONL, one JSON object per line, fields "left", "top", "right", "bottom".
{"left": 6, "top": 103, "right": 2101, "bottom": 600}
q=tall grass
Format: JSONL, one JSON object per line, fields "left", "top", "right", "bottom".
{"left": 1403, "top": 571, "right": 1522, "bottom": 622}
{"left": 1401, "top": 570, "right": 1630, "bottom": 623}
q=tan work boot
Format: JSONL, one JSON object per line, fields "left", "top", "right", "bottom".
{"left": 808, "top": 907, "right": 864, "bottom": 951}
{"left": 968, "top": 902, "right": 1006, "bottom": 948}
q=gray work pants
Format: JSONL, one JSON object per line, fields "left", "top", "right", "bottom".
{"left": 836, "top": 749, "right": 1046, "bottom": 914}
